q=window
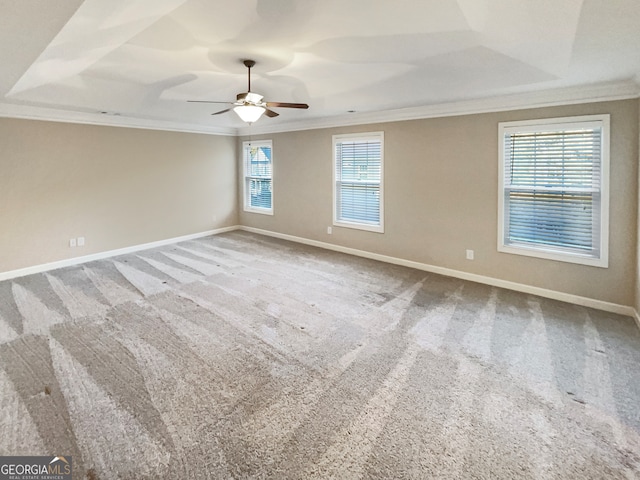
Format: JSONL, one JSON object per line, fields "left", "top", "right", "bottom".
{"left": 243, "top": 140, "right": 273, "bottom": 215}
{"left": 333, "top": 132, "right": 384, "bottom": 233}
{"left": 498, "top": 115, "right": 609, "bottom": 267}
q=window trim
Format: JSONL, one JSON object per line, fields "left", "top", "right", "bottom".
{"left": 497, "top": 114, "right": 610, "bottom": 268}
{"left": 242, "top": 139, "right": 274, "bottom": 216}
{"left": 333, "top": 132, "right": 385, "bottom": 233}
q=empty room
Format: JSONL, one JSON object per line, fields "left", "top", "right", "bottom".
{"left": 1, "top": 0, "right": 640, "bottom": 478}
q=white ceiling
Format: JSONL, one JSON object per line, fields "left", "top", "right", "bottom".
{"left": 1, "top": 0, "right": 639, "bottom": 135}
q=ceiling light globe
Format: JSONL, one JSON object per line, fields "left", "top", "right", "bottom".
{"left": 234, "top": 105, "right": 265, "bottom": 123}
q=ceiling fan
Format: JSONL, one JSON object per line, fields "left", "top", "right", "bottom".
{"left": 188, "top": 59, "right": 309, "bottom": 124}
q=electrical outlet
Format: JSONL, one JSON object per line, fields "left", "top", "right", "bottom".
{"left": 327, "top": 226, "right": 332, "bottom": 234}
{"left": 77, "top": 236, "right": 85, "bottom": 247}
{"left": 466, "top": 249, "right": 474, "bottom": 260}
{"left": 69, "top": 238, "right": 77, "bottom": 248}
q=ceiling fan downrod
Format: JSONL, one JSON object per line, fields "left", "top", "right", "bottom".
{"left": 243, "top": 59, "right": 255, "bottom": 92}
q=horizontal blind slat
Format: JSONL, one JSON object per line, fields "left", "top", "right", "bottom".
{"left": 503, "top": 123, "right": 602, "bottom": 255}
{"left": 336, "top": 137, "right": 382, "bottom": 226}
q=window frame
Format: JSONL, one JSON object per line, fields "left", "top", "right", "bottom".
{"left": 242, "top": 139, "right": 274, "bottom": 216}
{"left": 497, "top": 114, "right": 610, "bottom": 268}
{"left": 333, "top": 132, "right": 385, "bottom": 233}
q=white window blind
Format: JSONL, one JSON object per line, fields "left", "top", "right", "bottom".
{"left": 498, "top": 115, "right": 609, "bottom": 267}
{"left": 333, "top": 132, "right": 384, "bottom": 233}
{"left": 243, "top": 140, "right": 273, "bottom": 214}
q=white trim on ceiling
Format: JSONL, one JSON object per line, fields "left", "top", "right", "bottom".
{"left": 1, "top": 79, "right": 638, "bottom": 136}
{"left": 0, "top": 102, "right": 237, "bottom": 136}
{"left": 239, "top": 79, "right": 640, "bottom": 136}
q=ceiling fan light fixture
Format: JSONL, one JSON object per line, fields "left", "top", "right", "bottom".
{"left": 188, "top": 59, "right": 308, "bottom": 121}
{"left": 234, "top": 105, "right": 265, "bottom": 123}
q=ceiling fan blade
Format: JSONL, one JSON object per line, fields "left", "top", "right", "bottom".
{"left": 188, "top": 100, "right": 232, "bottom": 104}
{"left": 265, "top": 102, "right": 309, "bottom": 109}
{"left": 190, "top": 61, "right": 310, "bottom": 122}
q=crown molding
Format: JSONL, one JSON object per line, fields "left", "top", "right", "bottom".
{"left": 238, "top": 79, "right": 640, "bottom": 136}
{"left": 1, "top": 79, "right": 638, "bottom": 137}
{"left": 0, "top": 102, "right": 237, "bottom": 136}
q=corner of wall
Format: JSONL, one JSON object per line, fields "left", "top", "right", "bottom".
{"left": 636, "top": 97, "right": 640, "bottom": 319}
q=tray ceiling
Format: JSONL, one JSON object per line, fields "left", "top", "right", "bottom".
{"left": 1, "top": 0, "right": 639, "bottom": 134}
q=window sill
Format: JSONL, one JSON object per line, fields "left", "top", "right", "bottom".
{"left": 498, "top": 243, "right": 607, "bottom": 268}
{"left": 244, "top": 207, "right": 273, "bottom": 216}
{"left": 334, "top": 220, "right": 384, "bottom": 234}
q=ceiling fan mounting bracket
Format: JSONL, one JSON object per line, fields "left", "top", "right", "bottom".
{"left": 243, "top": 59, "right": 256, "bottom": 69}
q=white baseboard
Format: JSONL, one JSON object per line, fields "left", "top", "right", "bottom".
{"left": 0, "top": 226, "right": 240, "bottom": 281}
{"left": 2, "top": 224, "right": 636, "bottom": 324}
{"left": 239, "top": 226, "right": 636, "bottom": 318}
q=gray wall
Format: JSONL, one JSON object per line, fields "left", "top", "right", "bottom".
{"left": 240, "top": 99, "right": 639, "bottom": 307}
{"left": 2, "top": 99, "right": 637, "bottom": 309}
{"left": 0, "top": 118, "right": 237, "bottom": 272}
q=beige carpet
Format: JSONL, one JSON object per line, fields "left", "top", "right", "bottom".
{"left": 1, "top": 231, "right": 639, "bottom": 479}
